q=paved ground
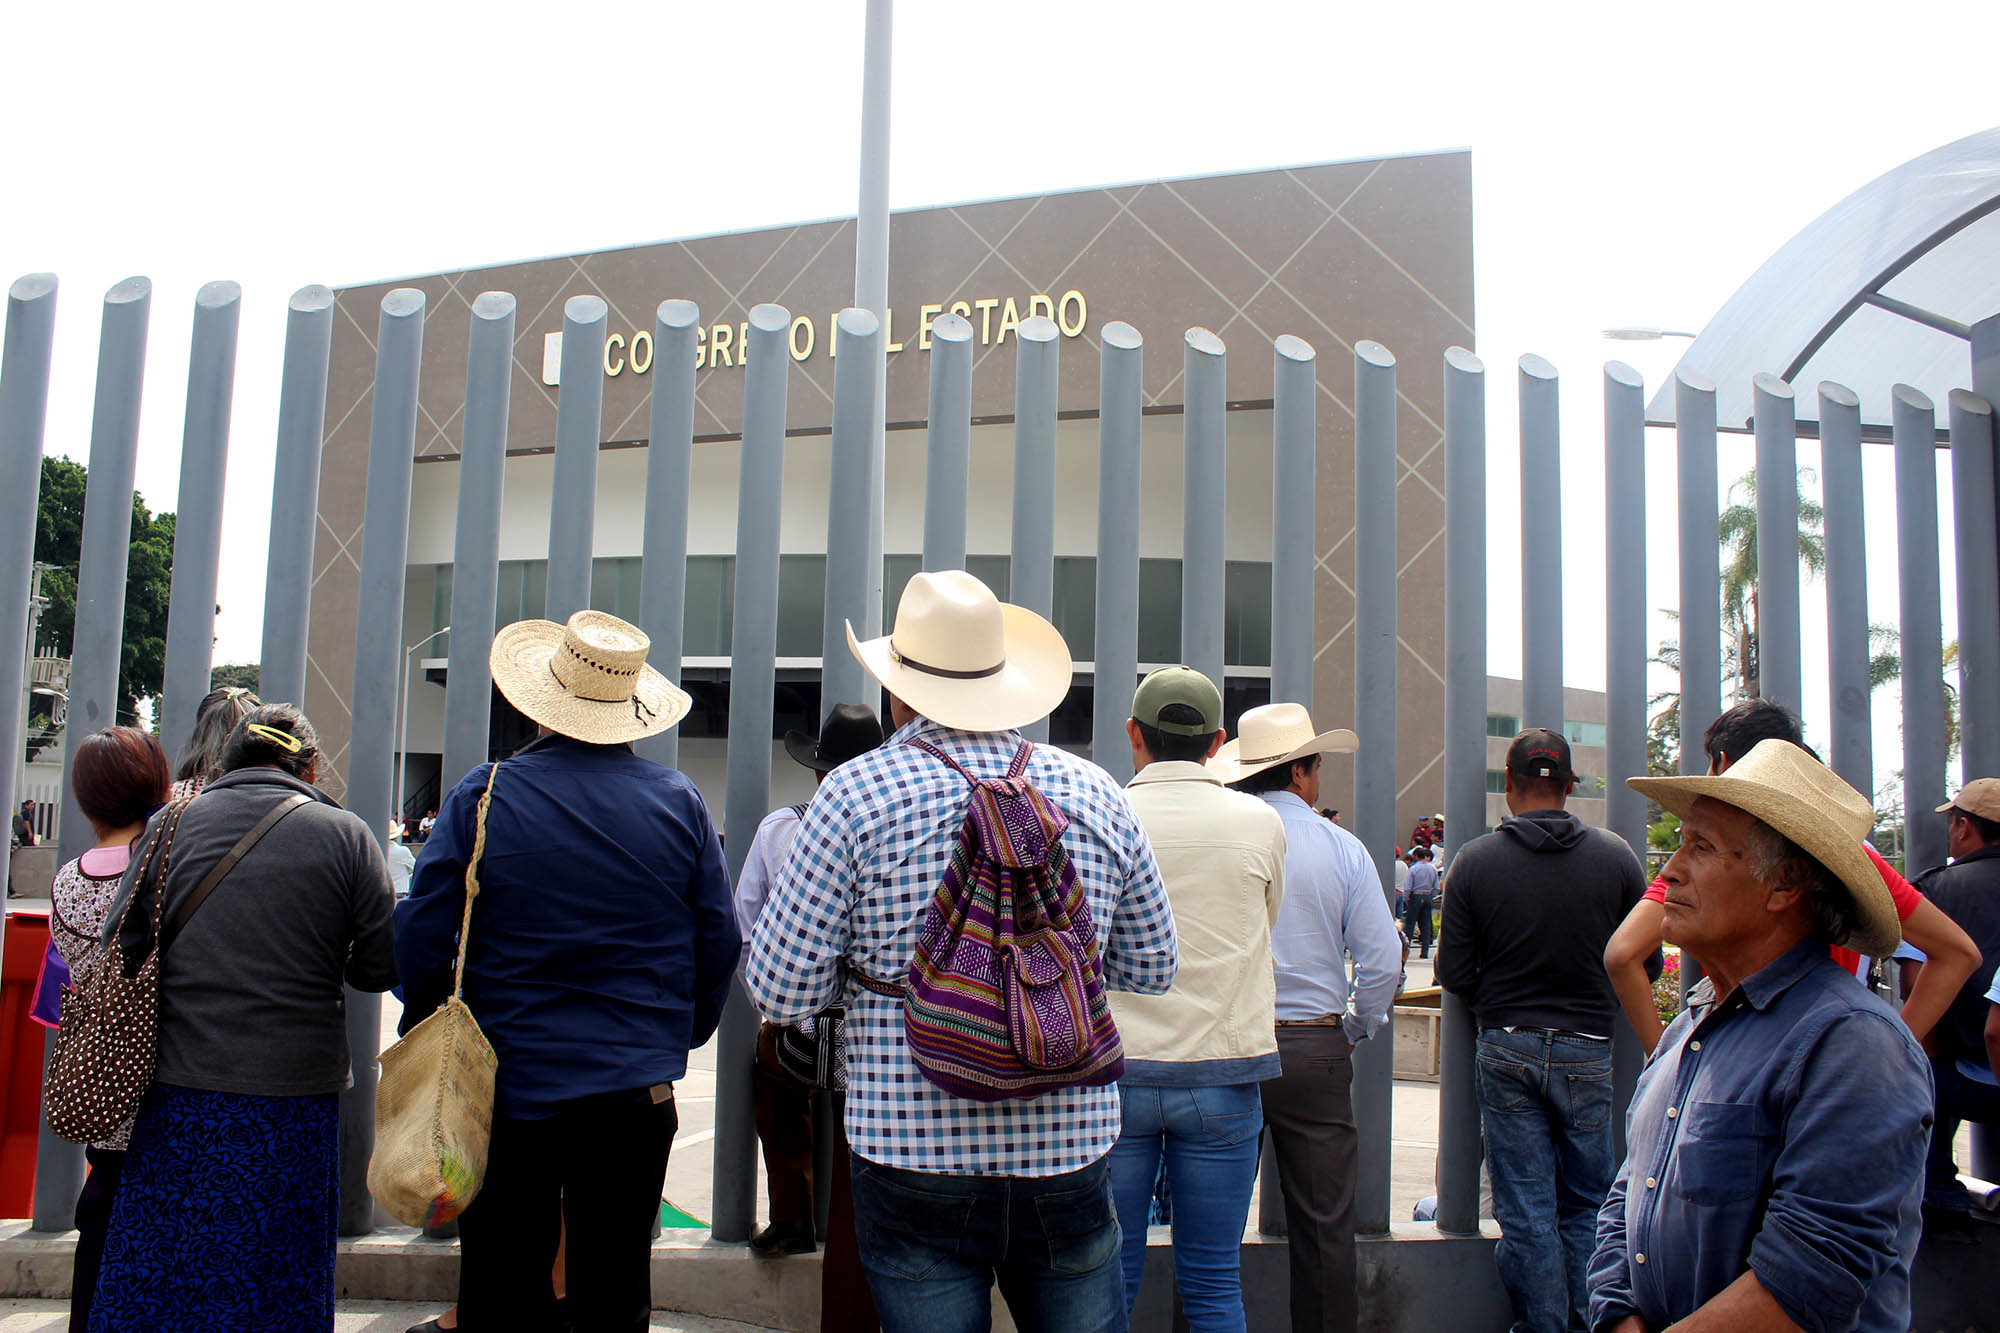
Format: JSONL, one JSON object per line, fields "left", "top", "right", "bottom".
{"left": 0, "top": 1302, "right": 777, "bottom": 1331}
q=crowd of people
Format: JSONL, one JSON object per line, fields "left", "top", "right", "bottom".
{"left": 30, "top": 568, "right": 2000, "bottom": 1332}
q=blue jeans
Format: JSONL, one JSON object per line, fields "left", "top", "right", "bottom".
{"left": 1474, "top": 1029, "right": 1614, "bottom": 1333}
{"left": 848, "top": 1152, "right": 1125, "bottom": 1333}
{"left": 1107, "top": 1083, "right": 1262, "bottom": 1331}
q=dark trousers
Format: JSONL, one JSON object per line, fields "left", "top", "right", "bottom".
{"left": 69, "top": 1147, "right": 124, "bottom": 1332}
{"left": 455, "top": 1087, "right": 677, "bottom": 1332}
{"left": 1402, "top": 896, "right": 1435, "bottom": 957}
{"left": 1926, "top": 1056, "right": 2000, "bottom": 1212}
{"left": 754, "top": 1021, "right": 817, "bottom": 1226}
{"left": 1260, "top": 1024, "right": 1358, "bottom": 1333}
{"left": 822, "top": 1093, "right": 880, "bottom": 1333}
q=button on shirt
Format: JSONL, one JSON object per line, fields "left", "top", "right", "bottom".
{"left": 1260, "top": 792, "right": 1401, "bottom": 1037}
{"left": 1586, "top": 938, "right": 1932, "bottom": 1333}
{"left": 745, "top": 718, "right": 1177, "bottom": 1177}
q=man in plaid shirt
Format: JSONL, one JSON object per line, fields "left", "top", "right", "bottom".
{"left": 746, "top": 570, "right": 1176, "bottom": 1332}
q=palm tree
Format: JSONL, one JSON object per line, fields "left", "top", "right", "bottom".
{"left": 1717, "top": 467, "right": 1826, "bottom": 701}
{"left": 1862, "top": 626, "right": 1961, "bottom": 760}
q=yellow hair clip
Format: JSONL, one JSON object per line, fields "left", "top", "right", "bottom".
{"left": 246, "top": 723, "right": 304, "bottom": 754}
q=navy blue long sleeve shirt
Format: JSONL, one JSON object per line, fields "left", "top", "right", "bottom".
{"left": 395, "top": 735, "right": 739, "bottom": 1118}
{"left": 1587, "top": 937, "right": 1931, "bottom": 1332}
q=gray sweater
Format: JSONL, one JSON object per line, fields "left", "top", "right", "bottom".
{"left": 104, "top": 767, "right": 398, "bottom": 1097}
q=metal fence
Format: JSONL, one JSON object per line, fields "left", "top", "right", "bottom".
{"left": 3, "top": 270, "right": 1995, "bottom": 1246}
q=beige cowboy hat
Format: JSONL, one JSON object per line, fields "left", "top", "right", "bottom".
{"left": 490, "top": 610, "right": 691, "bottom": 745}
{"left": 847, "top": 570, "right": 1072, "bottom": 733}
{"left": 1206, "top": 702, "right": 1359, "bottom": 784}
{"left": 1626, "top": 738, "right": 1898, "bottom": 957}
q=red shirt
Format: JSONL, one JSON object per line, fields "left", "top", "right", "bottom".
{"left": 1643, "top": 842, "right": 1919, "bottom": 973}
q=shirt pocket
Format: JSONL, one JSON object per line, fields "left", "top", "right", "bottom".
{"left": 1675, "top": 1101, "right": 1773, "bottom": 1206}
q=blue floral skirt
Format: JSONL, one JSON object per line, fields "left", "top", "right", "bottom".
{"left": 88, "top": 1082, "right": 340, "bottom": 1330}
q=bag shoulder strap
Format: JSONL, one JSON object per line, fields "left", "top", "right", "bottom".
{"left": 451, "top": 763, "right": 502, "bottom": 1003}
{"left": 904, "top": 739, "right": 1035, "bottom": 786}
{"left": 162, "top": 793, "right": 312, "bottom": 951}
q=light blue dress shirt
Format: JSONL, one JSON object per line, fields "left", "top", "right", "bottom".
{"left": 1259, "top": 792, "right": 1403, "bottom": 1038}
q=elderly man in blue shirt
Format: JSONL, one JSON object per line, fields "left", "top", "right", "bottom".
{"left": 1592, "top": 741, "right": 1932, "bottom": 1333}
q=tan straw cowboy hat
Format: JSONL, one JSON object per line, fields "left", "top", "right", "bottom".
{"left": 490, "top": 610, "right": 691, "bottom": 745}
{"left": 1626, "top": 738, "right": 1898, "bottom": 957}
{"left": 1206, "top": 702, "right": 1359, "bottom": 784}
{"left": 847, "top": 570, "right": 1072, "bottom": 733}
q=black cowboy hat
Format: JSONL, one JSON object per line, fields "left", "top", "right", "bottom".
{"left": 783, "top": 702, "right": 884, "bottom": 774}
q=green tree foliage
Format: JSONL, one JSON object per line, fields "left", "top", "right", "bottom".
{"left": 209, "top": 663, "right": 260, "bottom": 692}
{"left": 33, "top": 456, "right": 176, "bottom": 725}
{"left": 1717, "top": 468, "right": 1825, "bottom": 702}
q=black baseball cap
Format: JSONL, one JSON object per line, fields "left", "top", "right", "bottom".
{"left": 1506, "top": 728, "right": 1575, "bottom": 783}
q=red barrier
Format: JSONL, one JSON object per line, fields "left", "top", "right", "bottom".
{"left": 0, "top": 914, "right": 51, "bottom": 1218}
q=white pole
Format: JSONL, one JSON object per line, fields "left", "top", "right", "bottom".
{"left": 856, "top": 0, "right": 892, "bottom": 637}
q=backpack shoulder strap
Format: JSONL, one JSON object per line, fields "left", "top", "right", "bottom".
{"left": 905, "top": 738, "right": 974, "bottom": 784}
{"left": 1005, "top": 742, "right": 1033, "bottom": 779}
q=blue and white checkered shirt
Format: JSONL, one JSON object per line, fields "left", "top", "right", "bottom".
{"left": 745, "top": 716, "right": 1177, "bottom": 1176}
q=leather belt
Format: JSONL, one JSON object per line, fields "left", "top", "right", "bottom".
{"left": 1276, "top": 1015, "right": 1344, "bottom": 1027}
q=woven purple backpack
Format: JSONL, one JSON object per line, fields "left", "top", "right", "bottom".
{"left": 856, "top": 739, "right": 1124, "bottom": 1102}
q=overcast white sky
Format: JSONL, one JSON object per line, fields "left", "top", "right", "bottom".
{"left": 5, "top": 0, "right": 1995, "bottom": 786}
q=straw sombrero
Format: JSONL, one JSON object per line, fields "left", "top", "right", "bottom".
{"left": 1206, "top": 702, "right": 1359, "bottom": 784}
{"left": 1626, "top": 738, "right": 1897, "bottom": 957}
{"left": 846, "top": 570, "right": 1072, "bottom": 733}
{"left": 490, "top": 611, "right": 691, "bottom": 745}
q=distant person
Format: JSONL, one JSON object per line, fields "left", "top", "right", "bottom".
{"left": 1590, "top": 741, "right": 1930, "bottom": 1332}
{"left": 1437, "top": 728, "right": 1646, "bottom": 1333}
{"left": 418, "top": 809, "right": 436, "bottom": 841}
{"left": 745, "top": 571, "right": 1175, "bottom": 1331}
{"left": 1402, "top": 845, "right": 1438, "bottom": 959}
{"left": 1215, "top": 701, "right": 1399, "bottom": 1333}
{"left": 170, "top": 685, "right": 259, "bottom": 800}
{"left": 47, "top": 727, "right": 171, "bottom": 1332}
{"left": 737, "top": 702, "right": 883, "bottom": 1333}
{"left": 1603, "top": 699, "right": 1978, "bottom": 1053}
{"left": 398, "top": 611, "right": 737, "bottom": 1332}
{"left": 1109, "top": 667, "right": 1285, "bottom": 1330}
{"left": 12, "top": 799, "right": 38, "bottom": 849}
{"left": 90, "top": 704, "right": 397, "bottom": 1329}
{"left": 1903, "top": 778, "right": 2000, "bottom": 1242}
{"left": 1393, "top": 847, "right": 1412, "bottom": 917}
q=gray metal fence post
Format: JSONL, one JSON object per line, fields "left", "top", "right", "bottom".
{"left": 160, "top": 281, "right": 242, "bottom": 755}
{"left": 1012, "top": 316, "right": 1061, "bottom": 743}
{"left": 341, "top": 288, "right": 427, "bottom": 1236}
{"left": 1519, "top": 355, "right": 1562, "bottom": 732}
{"left": 1603, "top": 361, "right": 1648, "bottom": 1156}
{"left": 0, "top": 274, "right": 57, "bottom": 903}
{"left": 1893, "top": 385, "right": 1948, "bottom": 876}
{"left": 1270, "top": 335, "right": 1316, "bottom": 709}
{"left": 1972, "top": 315, "right": 2000, "bottom": 1187}
{"left": 714, "top": 304, "right": 791, "bottom": 1243}
{"left": 1675, "top": 370, "right": 1722, "bottom": 776}
{"left": 1091, "top": 322, "right": 1143, "bottom": 780}
{"left": 258, "top": 286, "right": 335, "bottom": 706}
{"left": 1182, "top": 328, "right": 1228, "bottom": 691}
{"left": 546, "top": 295, "right": 608, "bottom": 624}
{"left": 440, "top": 293, "right": 515, "bottom": 792}
{"left": 1948, "top": 389, "right": 1999, "bottom": 783}
{"left": 856, "top": 0, "right": 892, "bottom": 644}
{"left": 1437, "top": 345, "right": 1486, "bottom": 1235}
{"left": 1351, "top": 339, "right": 1398, "bottom": 1236}
{"left": 1818, "top": 385, "right": 1872, "bottom": 801}
{"left": 922, "top": 313, "right": 974, "bottom": 575}
{"left": 635, "top": 300, "right": 700, "bottom": 772}
{"left": 823, "top": 308, "right": 883, "bottom": 716}
{"left": 38, "top": 276, "right": 152, "bottom": 1232}
{"left": 1752, "top": 374, "right": 1802, "bottom": 711}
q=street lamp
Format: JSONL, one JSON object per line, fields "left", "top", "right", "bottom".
{"left": 397, "top": 626, "right": 451, "bottom": 838}
{"left": 1601, "top": 327, "right": 1699, "bottom": 341}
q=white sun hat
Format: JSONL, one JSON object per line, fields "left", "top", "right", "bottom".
{"left": 1626, "top": 738, "right": 1897, "bottom": 957}
{"left": 489, "top": 610, "right": 691, "bottom": 745}
{"left": 1206, "top": 701, "right": 1359, "bottom": 784}
{"left": 846, "top": 570, "right": 1073, "bottom": 733}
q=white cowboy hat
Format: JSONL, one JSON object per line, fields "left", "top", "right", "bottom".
{"left": 490, "top": 610, "right": 691, "bottom": 746}
{"left": 846, "top": 570, "right": 1072, "bottom": 733}
{"left": 1206, "top": 702, "right": 1359, "bottom": 784}
{"left": 1626, "top": 738, "right": 1897, "bottom": 957}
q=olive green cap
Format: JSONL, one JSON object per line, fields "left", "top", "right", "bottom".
{"left": 1130, "top": 666, "right": 1222, "bottom": 736}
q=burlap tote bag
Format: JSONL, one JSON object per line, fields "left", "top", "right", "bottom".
{"left": 368, "top": 765, "right": 501, "bottom": 1228}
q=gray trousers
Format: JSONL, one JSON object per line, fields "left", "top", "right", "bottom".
{"left": 1259, "top": 1024, "right": 1358, "bottom": 1333}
